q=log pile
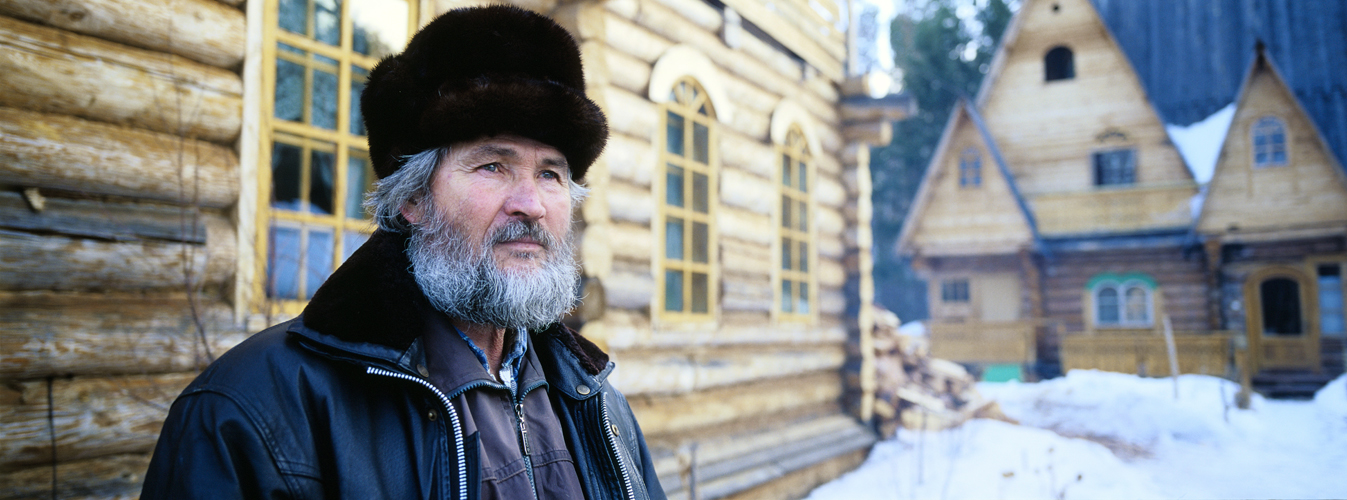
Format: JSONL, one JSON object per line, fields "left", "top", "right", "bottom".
{"left": 870, "top": 306, "right": 1013, "bottom": 436}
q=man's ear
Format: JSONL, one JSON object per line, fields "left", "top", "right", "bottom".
{"left": 400, "top": 199, "right": 421, "bottom": 225}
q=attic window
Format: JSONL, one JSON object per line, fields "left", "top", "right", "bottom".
{"left": 1093, "top": 149, "right": 1135, "bottom": 186}
{"left": 941, "top": 279, "right": 970, "bottom": 303}
{"left": 1045, "top": 46, "right": 1074, "bottom": 81}
{"left": 959, "top": 148, "right": 982, "bottom": 188}
{"left": 1252, "top": 116, "right": 1288, "bottom": 168}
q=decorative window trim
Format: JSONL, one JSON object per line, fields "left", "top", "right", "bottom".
{"left": 1251, "top": 115, "right": 1289, "bottom": 169}
{"left": 769, "top": 100, "right": 822, "bottom": 159}
{"left": 251, "top": 0, "right": 418, "bottom": 318}
{"left": 656, "top": 76, "right": 720, "bottom": 323}
{"left": 1088, "top": 273, "right": 1156, "bottom": 327}
{"left": 649, "top": 45, "right": 734, "bottom": 125}
{"left": 776, "top": 124, "right": 815, "bottom": 322}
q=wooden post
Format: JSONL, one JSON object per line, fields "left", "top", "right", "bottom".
{"left": 1163, "top": 315, "right": 1179, "bottom": 399}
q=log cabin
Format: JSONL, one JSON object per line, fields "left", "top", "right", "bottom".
{"left": 0, "top": 0, "right": 911, "bottom": 497}
{"left": 896, "top": 0, "right": 1346, "bottom": 397}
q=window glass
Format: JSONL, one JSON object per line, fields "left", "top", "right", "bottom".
{"left": 1045, "top": 46, "right": 1074, "bottom": 81}
{"left": 960, "top": 148, "right": 982, "bottom": 188}
{"left": 941, "top": 279, "right": 970, "bottom": 303}
{"left": 309, "top": 148, "right": 335, "bottom": 215}
{"left": 271, "top": 141, "right": 303, "bottom": 210}
{"left": 666, "top": 164, "right": 685, "bottom": 207}
{"left": 350, "top": 0, "right": 409, "bottom": 59}
{"left": 666, "top": 111, "right": 685, "bottom": 156}
{"left": 665, "top": 217, "right": 684, "bottom": 260}
{"left": 1124, "top": 286, "right": 1148, "bottom": 323}
{"left": 1261, "top": 278, "right": 1302, "bottom": 335}
{"left": 659, "top": 77, "right": 716, "bottom": 319}
{"left": 268, "top": 226, "right": 302, "bottom": 299}
{"left": 274, "top": 55, "right": 304, "bottom": 121}
{"left": 1319, "top": 265, "right": 1344, "bottom": 335}
{"left": 305, "top": 228, "right": 334, "bottom": 299}
{"left": 1096, "top": 287, "right": 1119, "bottom": 324}
{"left": 350, "top": 66, "right": 369, "bottom": 136}
{"left": 664, "top": 270, "right": 683, "bottom": 311}
{"left": 346, "top": 151, "right": 373, "bottom": 219}
{"left": 1094, "top": 149, "right": 1136, "bottom": 186}
{"left": 1252, "top": 117, "right": 1288, "bottom": 168}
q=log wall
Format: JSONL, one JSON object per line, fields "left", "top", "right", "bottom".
{"left": 0, "top": 1, "right": 247, "bottom": 497}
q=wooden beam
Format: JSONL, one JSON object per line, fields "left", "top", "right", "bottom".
{"left": 0, "top": 15, "right": 244, "bottom": 143}
{"left": 0, "top": 191, "right": 212, "bottom": 244}
{"left": 0, "top": 453, "right": 149, "bottom": 499}
{"left": 629, "top": 371, "right": 843, "bottom": 437}
{"left": 0, "top": 373, "right": 193, "bottom": 471}
{"left": 716, "top": 0, "right": 843, "bottom": 80}
{"left": 0, "top": 107, "right": 239, "bottom": 208}
{"left": 0, "top": 0, "right": 246, "bottom": 69}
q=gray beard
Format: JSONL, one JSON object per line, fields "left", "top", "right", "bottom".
{"left": 407, "top": 203, "right": 581, "bottom": 331}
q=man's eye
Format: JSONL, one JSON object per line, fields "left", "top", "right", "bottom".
{"left": 480, "top": 162, "right": 500, "bottom": 172}
{"left": 541, "top": 170, "right": 562, "bottom": 181}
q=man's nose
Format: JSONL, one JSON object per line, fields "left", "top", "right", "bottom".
{"left": 503, "top": 177, "right": 546, "bottom": 220}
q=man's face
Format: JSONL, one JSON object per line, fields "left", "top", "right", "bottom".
{"left": 403, "top": 134, "right": 573, "bottom": 273}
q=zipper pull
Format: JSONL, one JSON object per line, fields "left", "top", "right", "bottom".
{"left": 515, "top": 402, "right": 532, "bottom": 456}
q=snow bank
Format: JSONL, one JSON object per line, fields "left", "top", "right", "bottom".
{"left": 1166, "top": 104, "right": 1235, "bottom": 184}
{"left": 897, "top": 320, "right": 927, "bottom": 337}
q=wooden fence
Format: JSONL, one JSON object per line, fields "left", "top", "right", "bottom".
{"left": 1062, "top": 332, "right": 1234, "bottom": 377}
{"left": 928, "top": 320, "right": 1037, "bottom": 365}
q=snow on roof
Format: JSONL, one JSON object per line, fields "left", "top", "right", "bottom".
{"left": 1166, "top": 103, "right": 1235, "bottom": 185}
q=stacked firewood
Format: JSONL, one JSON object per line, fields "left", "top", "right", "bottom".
{"left": 871, "top": 306, "right": 1013, "bottom": 436}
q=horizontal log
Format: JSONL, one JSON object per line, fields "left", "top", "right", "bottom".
{"left": 605, "top": 132, "right": 655, "bottom": 187}
{"left": 720, "top": 70, "right": 781, "bottom": 117}
{"left": 0, "top": 215, "right": 235, "bottom": 292}
{"left": 0, "top": 15, "right": 243, "bottom": 143}
{"left": 724, "top": 104, "right": 771, "bottom": 142}
{"left": 0, "top": 0, "right": 245, "bottom": 69}
{"left": 612, "top": 342, "right": 844, "bottom": 396}
{"left": 719, "top": 167, "right": 773, "bottom": 216}
{"left": 1, "top": 372, "right": 193, "bottom": 471}
{"left": 602, "top": 86, "right": 658, "bottom": 141}
{"left": 815, "top": 205, "right": 845, "bottom": 237}
{"left": 814, "top": 175, "right": 846, "bottom": 209}
{"left": 609, "top": 221, "right": 652, "bottom": 263}
{"left": 0, "top": 191, "right": 207, "bottom": 244}
{"left": 721, "top": 272, "right": 772, "bottom": 312}
{"left": 717, "top": 206, "right": 772, "bottom": 246}
{"left": 819, "top": 287, "right": 844, "bottom": 316}
{"left": 605, "top": 41, "right": 653, "bottom": 95}
{"left": 816, "top": 232, "right": 843, "bottom": 259}
{"left": 0, "top": 453, "right": 149, "bottom": 500}
{"left": 0, "top": 292, "right": 244, "bottom": 379}
{"left": 0, "top": 107, "right": 239, "bottom": 208}
{"left": 841, "top": 120, "right": 891, "bottom": 146}
{"left": 816, "top": 259, "right": 845, "bottom": 288}
{"left": 719, "top": 130, "right": 776, "bottom": 180}
{"left": 603, "top": 269, "right": 655, "bottom": 311}
{"left": 607, "top": 180, "right": 654, "bottom": 225}
{"left": 628, "top": 371, "right": 842, "bottom": 437}
{"left": 720, "top": 237, "right": 771, "bottom": 277}
{"left": 600, "top": 11, "right": 673, "bottom": 63}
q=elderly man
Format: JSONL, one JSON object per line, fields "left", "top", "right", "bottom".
{"left": 142, "top": 6, "right": 664, "bottom": 500}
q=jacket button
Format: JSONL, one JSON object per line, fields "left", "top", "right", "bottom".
{"left": 427, "top": 409, "right": 438, "bottom": 421}
{"left": 610, "top": 423, "right": 620, "bottom": 436}
{"left": 417, "top": 364, "right": 430, "bottom": 378}
{"left": 576, "top": 384, "right": 591, "bottom": 395}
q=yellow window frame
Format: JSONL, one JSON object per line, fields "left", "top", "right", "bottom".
{"left": 657, "top": 77, "right": 719, "bottom": 322}
{"left": 254, "top": 0, "right": 418, "bottom": 317}
{"left": 777, "top": 125, "right": 815, "bottom": 322}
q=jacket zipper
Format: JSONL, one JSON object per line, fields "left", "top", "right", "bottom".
{"left": 514, "top": 379, "right": 545, "bottom": 500}
{"left": 600, "top": 392, "right": 636, "bottom": 500}
{"left": 366, "top": 366, "right": 468, "bottom": 500}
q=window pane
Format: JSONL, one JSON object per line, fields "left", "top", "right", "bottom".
{"left": 782, "top": 154, "right": 791, "bottom": 187}
{"left": 1319, "top": 265, "right": 1343, "bottom": 335}
{"left": 1097, "top": 288, "right": 1119, "bottom": 323}
{"left": 1261, "top": 278, "right": 1302, "bottom": 335}
{"left": 1124, "top": 287, "right": 1148, "bottom": 322}
{"left": 274, "top": 56, "right": 304, "bottom": 122}
{"left": 798, "top": 284, "right": 809, "bottom": 314}
{"left": 692, "top": 122, "right": 709, "bottom": 164}
{"left": 268, "top": 225, "right": 301, "bottom": 299}
{"left": 278, "top": 0, "right": 306, "bottom": 35}
{"left": 666, "top": 164, "right": 684, "bottom": 208}
{"left": 781, "top": 195, "right": 791, "bottom": 228}
{"left": 798, "top": 241, "right": 808, "bottom": 272}
{"left": 305, "top": 228, "right": 334, "bottom": 299}
{"left": 781, "top": 237, "right": 792, "bottom": 270}
{"left": 798, "top": 160, "right": 807, "bottom": 192}
{"left": 343, "top": 231, "right": 369, "bottom": 262}
{"left": 1094, "top": 150, "right": 1136, "bottom": 186}
{"left": 271, "top": 142, "right": 302, "bottom": 211}
{"left": 665, "top": 217, "right": 684, "bottom": 260}
{"left": 350, "top": 66, "right": 369, "bottom": 136}
{"left": 692, "top": 172, "right": 708, "bottom": 213}
{"left": 311, "top": 67, "right": 338, "bottom": 129}
{"left": 691, "top": 272, "right": 708, "bottom": 313}
{"left": 781, "top": 280, "right": 793, "bottom": 313}
{"left": 797, "top": 200, "right": 808, "bottom": 231}
{"left": 314, "top": 0, "right": 341, "bottom": 46}
{"left": 666, "top": 111, "right": 685, "bottom": 156}
{"left": 692, "top": 222, "right": 708, "bottom": 263}
{"left": 309, "top": 148, "right": 335, "bottom": 214}
{"left": 664, "top": 269, "right": 683, "bottom": 312}
{"left": 351, "top": 0, "right": 409, "bottom": 58}
{"left": 346, "top": 152, "right": 372, "bottom": 219}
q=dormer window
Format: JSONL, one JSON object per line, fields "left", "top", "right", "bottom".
{"left": 1045, "top": 46, "right": 1074, "bottom": 81}
{"left": 959, "top": 148, "right": 982, "bottom": 188}
{"left": 1252, "top": 116, "right": 1288, "bottom": 168}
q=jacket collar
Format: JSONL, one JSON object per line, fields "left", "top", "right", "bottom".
{"left": 296, "top": 229, "right": 610, "bottom": 377}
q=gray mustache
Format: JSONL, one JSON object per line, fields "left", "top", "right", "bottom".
{"left": 490, "top": 219, "right": 557, "bottom": 250}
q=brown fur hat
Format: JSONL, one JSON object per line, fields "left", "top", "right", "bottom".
{"left": 361, "top": 5, "right": 607, "bottom": 181}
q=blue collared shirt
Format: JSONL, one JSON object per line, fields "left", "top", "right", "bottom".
{"left": 453, "top": 325, "right": 530, "bottom": 398}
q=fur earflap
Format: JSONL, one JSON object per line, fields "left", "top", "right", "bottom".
{"left": 361, "top": 5, "right": 607, "bottom": 181}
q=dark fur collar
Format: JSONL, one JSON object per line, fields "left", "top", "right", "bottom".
{"left": 302, "top": 230, "right": 608, "bottom": 375}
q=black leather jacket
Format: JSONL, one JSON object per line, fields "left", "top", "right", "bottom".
{"left": 142, "top": 231, "right": 664, "bottom": 500}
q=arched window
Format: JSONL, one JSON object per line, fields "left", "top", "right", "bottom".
{"left": 959, "top": 148, "right": 982, "bottom": 188}
{"left": 1091, "top": 275, "right": 1154, "bottom": 326}
{"left": 659, "top": 77, "right": 718, "bottom": 319}
{"left": 779, "top": 126, "right": 813, "bottom": 319}
{"left": 1252, "top": 116, "right": 1288, "bottom": 168}
{"left": 1045, "top": 46, "right": 1074, "bottom": 81}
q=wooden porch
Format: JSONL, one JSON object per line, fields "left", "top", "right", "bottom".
{"left": 928, "top": 320, "right": 1037, "bottom": 365}
{"left": 1061, "top": 330, "right": 1234, "bottom": 377}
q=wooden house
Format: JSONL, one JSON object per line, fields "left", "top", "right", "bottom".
{"left": 0, "top": 0, "right": 910, "bottom": 497}
{"left": 897, "top": 0, "right": 1346, "bottom": 393}
{"left": 1195, "top": 47, "right": 1347, "bottom": 394}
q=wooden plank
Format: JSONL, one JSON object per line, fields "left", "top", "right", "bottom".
{"left": 0, "top": 373, "right": 194, "bottom": 471}
{"left": 0, "top": 15, "right": 243, "bottom": 143}
{"left": 0, "top": 292, "right": 243, "bottom": 379}
{"left": 0, "top": 215, "right": 235, "bottom": 292}
{"left": 606, "top": 179, "right": 654, "bottom": 225}
{"left": 720, "top": 129, "right": 776, "bottom": 179}
{"left": 1029, "top": 183, "right": 1196, "bottom": 236}
{"left": 0, "top": 107, "right": 239, "bottom": 208}
{"left": 719, "top": 167, "right": 773, "bottom": 216}
{"left": 928, "top": 320, "right": 1037, "bottom": 364}
{"left": 721, "top": 271, "right": 773, "bottom": 313}
{"left": 0, "top": 0, "right": 246, "bottom": 69}
{"left": 628, "top": 371, "right": 842, "bottom": 437}
{"left": 604, "top": 132, "right": 655, "bottom": 187}
{"left": 0, "top": 453, "right": 149, "bottom": 500}
{"left": 601, "top": 85, "right": 658, "bottom": 141}
{"left": 612, "top": 343, "right": 845, "bottom": 395}
{"left": 715, "top": 0, "right": 843, "bottom": 80}
{"left": 0, "top": 191, "right": 208, "bottom": 244}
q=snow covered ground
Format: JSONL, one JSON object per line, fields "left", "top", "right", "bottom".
{"left": 807, "top": 370, "right": 1347, "bottom": 500}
